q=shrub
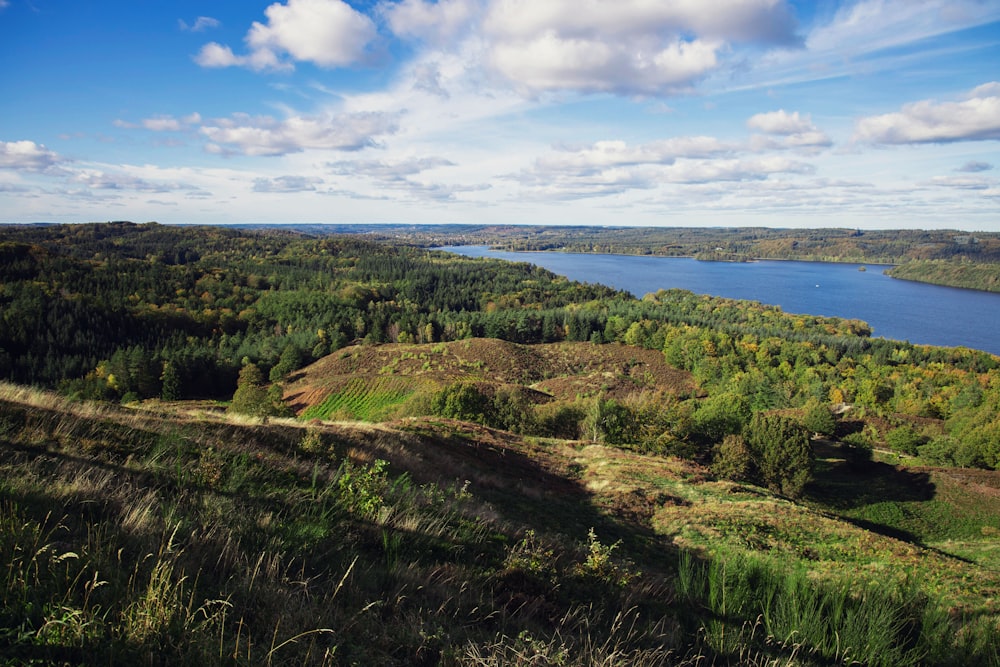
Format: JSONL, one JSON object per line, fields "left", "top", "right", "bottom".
{"left": 745, "top": 413, "right": 814, "bottom": 498}
{"left": 711, "top": 434, "right": 755, "bottom": 483}
{"left": 431, "top": 382, "right": 490, "bottom": 424}
{"left": 802, "top": 400, "right": 837, "bottom": 436}
{"left": 885, "top": 425, "right": 924, "bottom": 456}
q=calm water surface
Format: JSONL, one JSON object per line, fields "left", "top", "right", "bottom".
{"left": 443, "top": 246, "right": 1000, "bottom": 356}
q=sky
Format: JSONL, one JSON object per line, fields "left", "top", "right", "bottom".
{"left": 1, "top": 0, "right": 998, "bottom": 230}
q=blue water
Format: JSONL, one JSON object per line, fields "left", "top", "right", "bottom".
{"left": 443, "top": 246, "right": 1000, "bottom": 356}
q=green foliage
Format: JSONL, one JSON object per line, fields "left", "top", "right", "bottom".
{"left": 802, "top": 399, "right": 836, "bottom": 436}
{"left": 582, "top": 396, "right": 639, "bottom": 445}
{"left": 571, "top": 528, "right": 638, "bottom": 588}
{"left": 431, "top": 382, "right": 490, "bottom": 424}
{"left": 489, "top": 385, "right": 537, "bottom": 434}
{"left": 2, "top": 221, "right": 1000, "bottom": 472}
{"left": 692, "top": 392, "right": 750, "bottom": 444}
{"left": 711, "top": 434, "right": 754, "bottom": 482}
{"left": 888, "top": 259, "right": 1000, "bottom": 293}
{"left": 160, "top": 360, "right": 180, "bottom": 401}
{"left": 533, "top": 401, "right": 586, "bottom": 440}
{"left": 745, "top": 413, "right": 814, "bottom": 498}
{"left": 269, "top": 343, "right": 304, "bottom": 382}
{"left": 885, "top": 425, "right": 925, "bottom": 456}
{"left": 676, "top": 551, "right": 984, "bottom": 667}
{"left": 227, "top": 362, "right": 270, "bottom": 417}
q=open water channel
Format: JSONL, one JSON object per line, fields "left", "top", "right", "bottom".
{"left": 443, "top": 246, "right": 1000, "bottom": 356}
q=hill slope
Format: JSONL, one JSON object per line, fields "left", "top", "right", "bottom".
{"left": 1, "top": 382, "right": 997, "bottom": 665}
{"left": 283, "top": 338, "right": 695, "bottom": 421}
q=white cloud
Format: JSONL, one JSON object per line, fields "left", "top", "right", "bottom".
{"left": 137, "top": 113, "right": 202, "bottom": 132}
{"left": 0, "top": 140, "right": 67, "bottom": 173}
{"left": 326, "top": 155, "right": 487, "bottom": 200}
{"left": 512, "top": 133, "right": 816, "bottom": 201}
{"left": 328, "top": 156, "right": 454, "bottom": 180}
{"left": 179, "top": 16, "right": 221, "bottom": 32}
{"left": 481, "top": 0, "right": 799, "bottom": 95}
{"left": 382, "top": 0, "right": 477, "bottom": 45}
{"left": 923, "top": 175, "right": 996, "bottom": 191}
{"left": 72, "top": 169, "right": 206, "bottom": 194}
{"left": 197, "top": 0, "right": 377, "bottom": 71}
{"left": 746, "top": 110, "right": 831, "bottom": 154}
{"left": 200, "top": 111, "right": 400, "bottom": 156}
{"left": 747, "top": 109, "right": 813, "bottom": 135}
{"left": 252, "top": 175, "right": 324, "bottom": 192}
{"left": 536, "top": 137, "right": 734, "bottom": 172}
{"left": 854, "top": 82, "right": 1000, "bottom": 144}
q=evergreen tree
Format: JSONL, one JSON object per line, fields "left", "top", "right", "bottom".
{"left": 160, "top": 360, "right": 180, "bottom": 401}
{"left": 745, "top": 413, "right": 814, "bottom": 498}
{"left": 228, "top": 362, "right": 271, "bottom": 417}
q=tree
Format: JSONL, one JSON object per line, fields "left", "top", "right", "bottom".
{"left": 160, "top": 360, "right": 180, "bottom": 401}
{"left": 269, "top": 343, "right": 303, "bottom": 382}
{"left": 802, "top": 399, "right": 836, "bottom": 436}
{"left": 711, "top": 434, "right": 755, "bottom": 482}
{"left": 431, "top": 382, "right": 490, "bottom": 424}
{"left": 745, "top": 413, "right": 814, "bottom": 498}
{"left": 885, "top": 425, "right": 924, "bottom": 456}
{"left": 228, "top": 362, "right": 272, "bottom": 417}
{"left": 582, "top": 396, "right": 638, "bottom": 445}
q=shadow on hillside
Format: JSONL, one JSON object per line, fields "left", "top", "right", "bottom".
{"left": 385, "top": 420, "right": 681, "bottom": 571}
{"left": 806, "top": 443, "right": 938, "bottom": 546}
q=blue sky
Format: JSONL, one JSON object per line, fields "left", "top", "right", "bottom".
{"left": 1, "top": 0, "right": 998, "bottom": 229}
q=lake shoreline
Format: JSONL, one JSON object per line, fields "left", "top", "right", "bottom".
{"left": 442, "top": 246, "right": 1000, "bottom": 355}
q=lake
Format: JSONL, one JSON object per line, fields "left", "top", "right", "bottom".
{"left": 442, "top": 246, "right": 1000, "bottom": 356}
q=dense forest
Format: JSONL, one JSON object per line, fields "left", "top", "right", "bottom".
{"left": 1, "top": 222, "right": 999, "bottom": 471}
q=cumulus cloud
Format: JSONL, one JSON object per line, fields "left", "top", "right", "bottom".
{"left": 382, "top": 0, "right": 477, "bottom": 45}
{"left": 252, "top": 175, "right": 324, "bottom": 192}
{"left": 200, "top": 111, "right": 400, "bottom": 156}
{"left": 0, "top": 140, "right": 67, "bottom": 174}
{"left": 535, "top": 137, "right": 734, "bottom": 173}
{"left": 512, "top": 133, "right": 815, "bottom": 201}
{"left": 746, "top": 110, "right": 831, "bottom": 153}
{"left": 747, "top": 109, "right": 813, "bottom": 135}
{"left": 179, "top": 16, "right": 220, "bottom": 32}
{"left": 854, "top": 81, "right": 1000, "bottom": 144}
{"left": 480, "top": 0, "right": 799, "bottom": 95}
{"left": 196, "top": 0, "right": 377, "bottom": 71}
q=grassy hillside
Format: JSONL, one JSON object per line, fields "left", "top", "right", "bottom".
{"left": 284, "top": 339, "right": 695, "bottom": 422}
{"left": 1, "top": 381, "right": 998, "bottom": 666}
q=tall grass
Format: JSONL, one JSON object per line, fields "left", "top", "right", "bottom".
{"left": 676, "top": 549, "right": 998, "bottom": 666}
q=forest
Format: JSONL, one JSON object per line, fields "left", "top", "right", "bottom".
{"left": 2, "top": 221, "right": 999, "bottom": 471}
{"left": 1, "top": 221, "right": 1000, "bottom": 665}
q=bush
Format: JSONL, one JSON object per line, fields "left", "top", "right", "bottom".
{"left": 885, "top": 425, "right": 925, "bottom": 456}
{"left": 745, "top": 413, "right": 814, "bottom": 498}
{"left": 711, "top": 434, "right": 755, "bottom": 483}
{"left": 802, "top": 400, "right": 837, "bottom": 436}
{"left": 431, "top": 382, "right": 490, "bottom": 423}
